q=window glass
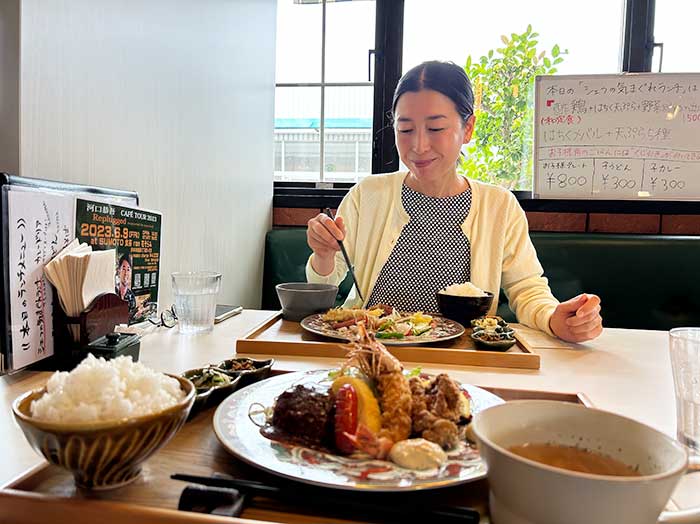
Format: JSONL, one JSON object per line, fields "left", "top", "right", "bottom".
{"left": 323, "top": 86, "right": 373, "bottom": 182}
{"left": 275, "top": 0, "right": 322, "bottom": 83}
{"left": 282, "top": 140, "right": 320, "bottom": 174}
{"left": 403, "top": 0, "right": 625, "bottom": 189}
{"left": 404, "top": 0, "right": 624, "bottom": 75}
{"left": 274, "top": 0, "right": 376, "bottom": 183}
{"left": 325, "top": 1, "right": 376, "bottom": 83}
{"left": 653, "top": 1, "right": 700, "bottom": 73}
{"left": 274, "top": 86, "right": 321, "bottom": 182}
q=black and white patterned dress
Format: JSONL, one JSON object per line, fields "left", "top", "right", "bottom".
{"left": 366, "top": 184, "right": 472, "bottom": 313}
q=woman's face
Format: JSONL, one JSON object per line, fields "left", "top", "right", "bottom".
{"left": 394, "top": 89, "right": 475, "bottom": 183}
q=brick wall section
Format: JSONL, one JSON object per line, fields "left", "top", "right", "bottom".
{"left": 661, "top": 215, "right": 700, "bottom": 235}
{"left": 274, "top": 207, "right": 698, "bottom": 235}
{"left": 526, "top": 212, "right": 586, "bottom": 232}
{"left": 588, "top": 213, "right": 660, "bottom": 234}
{"left": 273, "top": 207, "right": 320, "bottom": 227}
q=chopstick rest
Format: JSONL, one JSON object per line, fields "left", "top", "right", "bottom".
{"left": 178, "top": 484, "right": 246, "bottom": 517}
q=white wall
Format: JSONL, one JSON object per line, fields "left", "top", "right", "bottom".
{"left": 18, "top": 0, "right": 276, "bottom": 308}
{"left": 0, "top": 0, "right": 19, "bottom": 174}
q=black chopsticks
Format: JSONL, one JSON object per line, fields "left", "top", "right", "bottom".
{"left": 323, "top": 207, "right": 364, "bottom": 301}
{"left": 172, "top": 473, "right": 480, "bottom": 523}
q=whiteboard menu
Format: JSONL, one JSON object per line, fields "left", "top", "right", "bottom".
{"left": 534, "top": 73, "right": 700, "bottom": 200}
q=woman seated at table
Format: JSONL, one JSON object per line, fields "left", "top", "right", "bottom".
{"left": 305, "top": 60, "right": 602, "bottom": 343}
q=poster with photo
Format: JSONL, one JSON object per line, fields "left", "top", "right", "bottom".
{"left": 75, "top": 199, "right": 162, "bottom": 323}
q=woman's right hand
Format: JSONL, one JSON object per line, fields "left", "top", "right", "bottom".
{"left": 307, "top": 213, "right": 345, "bottom": 276}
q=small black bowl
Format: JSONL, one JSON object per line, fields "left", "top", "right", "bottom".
{"left": 217, "top": 357, "right": 274, "bottom": 388}
{"left": 436, "top": 291, "right": 494, "bottom": 326}
{"left": 470, "top": 331, "right": 517, "bottom": 352}
{"left": 181, "top": 368, "right": 242, "bottom": 418}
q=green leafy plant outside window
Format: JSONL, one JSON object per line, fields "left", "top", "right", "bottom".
{"left": 460, "top": 25, "right": 567, "bottom": 190}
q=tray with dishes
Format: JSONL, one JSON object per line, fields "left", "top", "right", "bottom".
{"left": 237, "top": 308, "right": 542, "bottom": 370}
{"left": 2, "top": 334, "right": 591, "bottom": 524}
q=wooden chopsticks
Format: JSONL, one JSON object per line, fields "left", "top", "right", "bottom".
{"left": 172, "top": 472, "right": 480, "bottom": 523}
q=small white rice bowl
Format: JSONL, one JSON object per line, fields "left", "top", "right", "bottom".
{"left": 30, "top": 354, "right": 185, "bottom": 424}
{"left": 438, "top": 282, "right": 488, "bottom": 298}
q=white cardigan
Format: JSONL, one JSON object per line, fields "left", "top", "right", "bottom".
{"left": 306, "top": 171, "right": 559, "bottom": 335}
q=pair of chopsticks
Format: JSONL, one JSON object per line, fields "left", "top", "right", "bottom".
{"left": 323, "top": 208, "right": 363, "bottom": 301}
{"left": 172, "top": 473, "right": 480, "bottom": 523}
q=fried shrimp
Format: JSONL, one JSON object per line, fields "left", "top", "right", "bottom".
{"left": 341, "top": 323, "right": 412, "bottom": 443}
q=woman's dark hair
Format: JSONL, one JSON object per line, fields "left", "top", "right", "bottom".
{"left": 118, "top": 252, "right": 132, "bottom": 269}
{"left": 392, "top": 61, "right": 474, "bottom": 125}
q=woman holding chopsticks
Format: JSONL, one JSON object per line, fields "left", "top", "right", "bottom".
{"left": 305, "top": 60, "right": 602, "bottom": 343}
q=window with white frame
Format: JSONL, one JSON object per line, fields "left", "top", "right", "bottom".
{"left": 274, "top": 0, "right": 376, "bottom": 183}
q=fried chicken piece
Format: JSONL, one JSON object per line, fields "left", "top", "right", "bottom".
{"left": 409, "top": 377, "right": 434, "bottom": 431}
{"left": 409, "top": 374, "right": 471, "bottom": 450}
{"left": 427, "top": 374, "right": 464, "bottom": 421}
{"left": 423, "top": 418, "right": 460, "bottom": 450}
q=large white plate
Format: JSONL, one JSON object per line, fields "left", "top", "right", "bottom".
{"left": 213, "top": 369, "right": 503, "bottom": 491}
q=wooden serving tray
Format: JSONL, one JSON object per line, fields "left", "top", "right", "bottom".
{"left": 0, "top": 381, "right": 591, "bottom": 524}
{"left": 236, "top": 313, "right": 541, "bottom": 370}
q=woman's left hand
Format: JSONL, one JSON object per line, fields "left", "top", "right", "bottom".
{"left": 549, "top": 293, "right": 603, "bottom": 343}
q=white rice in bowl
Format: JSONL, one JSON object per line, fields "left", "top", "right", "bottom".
{"left": 30, "top": 354, "right": 185, "bottom": 424}
{"left": 439, "top": 282, "right": 488, "bottom": 297}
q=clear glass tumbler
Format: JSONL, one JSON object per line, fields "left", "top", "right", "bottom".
{"left": 670, "top": 327, "right": 700, "bottom": 456}
{"left": 171, "top": 271, "right": 222, "bottom": 334}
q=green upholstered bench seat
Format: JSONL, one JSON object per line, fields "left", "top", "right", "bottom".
{"left": 262, "top": 228, "right": 700, "bottom": 331}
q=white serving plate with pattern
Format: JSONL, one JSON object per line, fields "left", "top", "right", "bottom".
{"left": 213, "top": 369, "right": 503, "bottom": 491}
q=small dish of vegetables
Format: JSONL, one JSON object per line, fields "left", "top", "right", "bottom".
{"left": 217, "top": 358, "right": 274, "bottom": 387}
{"left": 181, "top": 366, "right": 242, "bottom": 417}
{"left": 470, "top": 316, "right": 517, "bottom": 352}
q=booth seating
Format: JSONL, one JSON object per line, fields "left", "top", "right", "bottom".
{"left": 262, "top": 228, "right": 700, "bottom": 331}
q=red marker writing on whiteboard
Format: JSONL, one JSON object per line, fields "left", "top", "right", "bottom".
{"left": 546, "top": 99, "right": 555, "bottom": 107}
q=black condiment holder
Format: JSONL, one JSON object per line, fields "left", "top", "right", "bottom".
{"left": 31, "top": 291, "right": 139, "bottom": 371}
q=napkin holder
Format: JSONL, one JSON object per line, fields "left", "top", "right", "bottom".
{"left": 32, "top": 292, "right": 139, "bottom": 371}
{"left": 57, "top": 292, "right": 130, "bottom": 346}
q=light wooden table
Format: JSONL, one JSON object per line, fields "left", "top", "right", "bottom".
{"left": 0, "top": 309, "right": 278, "bottom": 486}
{"left": 0, "top": 309, "right": 688, "bottom": 521}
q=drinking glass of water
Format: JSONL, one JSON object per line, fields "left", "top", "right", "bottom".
{"left": 171, "top": 271, "right": 222, "bottom": 334}
{"left": 670, "top": 327, "right": 700, "bottom": 456}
